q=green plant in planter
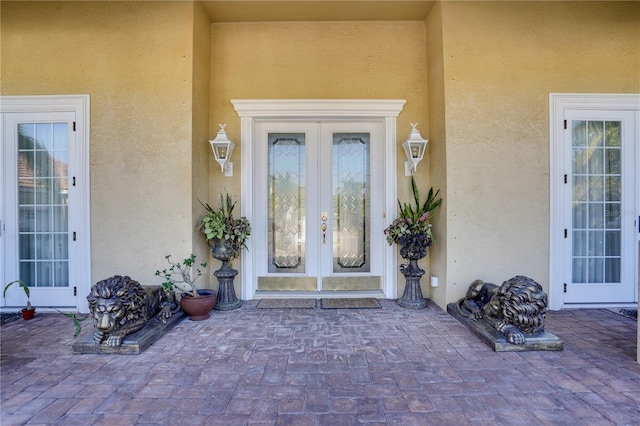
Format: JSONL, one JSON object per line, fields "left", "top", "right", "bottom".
{"left": 384, "top": 176, "right": 442, "bottom": 248}
{"left": 198, "top": 192, "right": 251, "bottom": 260}
{"left": 155, "top": 254, "right": 208, "bottom": 298}
{"left": 3, "top": 280, "right": 33, "bottom": 311}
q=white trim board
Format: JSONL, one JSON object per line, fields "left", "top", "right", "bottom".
{"left": 231, "top": 99, "right": 405, "bottom": 300}
{"left": 0, "top": 95, "right": 91, "bottom": 313}
{"left": 549, "top": 93, "right": 640, "bottom": 310}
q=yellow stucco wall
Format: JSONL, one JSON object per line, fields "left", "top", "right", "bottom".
{"left": 1, "top": 1, "right": 200, "bottom": 286}
{"left": 209, "top": 21, "right": 431, "bottom": 295}
{"left": 439, "top": 1, "right": 640, "bottom": 304}
{"left": 191, "top": 2, "right": 213, "bottom": 274}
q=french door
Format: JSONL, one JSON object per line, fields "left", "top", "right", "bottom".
{"left": 1, "top": 96, "right": 90, "bottom": 311}
{"left": 563, "top": 110, "right": 637, "bottom": 304}
{"left": 253, "top": 121, "right": 385, "bottom": 292}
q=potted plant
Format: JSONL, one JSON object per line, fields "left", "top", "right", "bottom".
{"left": 3, "top": 280, "right": 36, "bottom": 320}
{"left": 198, "top": 192, "right": 251, "bottom": 310}
{"left": 155, "top": 254, "right": 216, "bottom": 320}
{"left": 384, "top": 177, "right": 442, "bottom": 309}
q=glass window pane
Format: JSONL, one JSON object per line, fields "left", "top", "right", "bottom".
{"left": 604, "top": 121, "right": 620, "bottom": 147}
{"left": 20, "top": 262, "right": 35, "bottom": 285}
{"left": 605, "top": 258, "right": 620, "bottom": 283}
{"left": 19, "top": 207, "right": 35, "bottom": 232}
{"left": 572, "top": 121, "right": 586, "bottom": 147}
{"left": 572, "top": 148, "right": 588, "bottom": 174}
{"left": 53, "top": 123, "right": 68, "bottom": 151}
{"left": 268, "top": 133, "right": 306, "bottom": 274}
{"left": 605, "top": 231, "right": 620, "bottom": 257}
{"left": 35, "top": 179, "right": 53, "bottom": 204}
{"left": 605, "top": 176, "right": 621, "bottom": 202}
{"left": 53, "top": 205, "right": 68, "bottom": 232}
{"left": 35, "top": 208, "right": 52, "bottom": 232}
{"left": 36, "top": 234, "right": 53, "bottom": 260}
{"left": 36, "top": 123, "right": 54, "bottom": 152}
{"left": 572, "top": 258, "right": 587, "bottom": 283}
{"left": 572, "top": 203, "right": 587, "bottom": 229}
{"left": 573, "top": 176, "right": 587, "bottom": 202}
{"left": 333, "top": 133, "right": 370, "bottom": 273}
{"left": 605, "top": 203, "right": 620, "bottom": 229}
{"left": 53, "top": 234, "right": 68, "bottom": 260}
{"left": 573, "top": 231, "right": 587, "bottom": 256}
{"left": 53, "top": 261, "right": 69, "bottom": 287}
{"left": 20, "top": 234, "right": 35, "bottom": 260}
{"left": 587, "top": 148, "right": 604, "bottom": 175}
{"left": 588, "top": 203, "right": 604, "bottom": 229}
{"left": 588, "top": 121, "right": 604, "bottom": 148}
{"left": 18, "top": 124, "right": 36, "bottom": 149}
{"left": 37, "top": 262, "right": 53, "bottom": 287}
{"left": 588, "top": 176, "right": 603, "bottom": 201}
{"left": 588, "top": 230, "right": 604, "bottom": 256}
{"left": 588, "top": 258, "right": 604, "bottom": 283}
{"left": 605, "top": 148, "right": 620, "bottom": 175}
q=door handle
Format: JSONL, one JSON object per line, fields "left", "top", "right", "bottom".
{"left": 321, "top": 212, "right": 328, "bottom": 245}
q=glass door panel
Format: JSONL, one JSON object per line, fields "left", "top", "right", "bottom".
{"left": 332, "top": 132, "right": 370, "bottom": 273}
{"left": 255, "top": 121, "right": 383, "bottom": 293}
{"left": 565, "top": 110, "right": 636, "bottom": 304}
{"left": 571, "top": 120, "right": 621, "bottom": 285}
{"left": 268, "top": 133, "right": 306, "bottom": 274}
{"left": 18, "top": 123, "right": 70, "bottom": 288}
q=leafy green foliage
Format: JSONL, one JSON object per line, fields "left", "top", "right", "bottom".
{"left": 155, "top": 254, "right": 207, "bottom": 298}
{"left": 198, "top": 193, "right": 251, "bottom": 259}
{"left": 384, "top": 177, "right": 442, "bottom": 246}
{"left": 3, "top": 280, "right": 32, "bottom": 309}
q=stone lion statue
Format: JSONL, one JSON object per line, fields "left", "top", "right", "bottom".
{"left": 87, "top": 275, "right": 179, "bottom": 346}
{"left": 456, "top": 275, "right": 548, "bottom": 345}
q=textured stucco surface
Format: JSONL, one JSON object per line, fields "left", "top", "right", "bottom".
{"left": 438, "top": 1, "right": 640, "bottom": 304}
{"left": 1, "top": 1, "right": 198, "bottom": 286}
{"left": 209, "top": 20, "right": 431, "bottom": 297}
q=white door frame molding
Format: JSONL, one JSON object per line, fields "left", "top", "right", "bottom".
{"left": 549, "top": 93, "right": 640, "bottom": 310}
{"left": 0, "top": 95, "right": 91, "bottom": 312}
{"left": 232, "top": 99, "right": 406, "bottom": 300}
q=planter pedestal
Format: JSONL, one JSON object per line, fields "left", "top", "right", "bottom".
{"left": 397, "top": 259, "right": 427, "bottom": 309}
{"left": 214, "top": 261, "right": 242, "bottom": 310}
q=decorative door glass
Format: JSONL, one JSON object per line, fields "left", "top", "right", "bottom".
{"left": 332, "top": 133, "right": 370, "bottom": 273}
{"left": 572, "top": 120, "right": 621, "bottom": 284}
{"left": 268, "top": 133, "right": 306, "bottom": 274}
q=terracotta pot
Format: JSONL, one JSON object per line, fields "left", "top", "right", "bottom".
{"left": 21, "top": 308, "right": 36, "bottom": 320}
{"left": 179, "top": 289, "right": 217, "bottom": 321}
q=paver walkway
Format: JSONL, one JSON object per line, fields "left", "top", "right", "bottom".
{"left": 1, "top": 300, "right": 639, "bottom": 425}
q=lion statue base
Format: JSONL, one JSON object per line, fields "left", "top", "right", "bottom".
{"left": 72, "top": 275, "right": 184, "bottom": 355}
{"left": 447, "top": 276, "right": 563, "bottom": 352}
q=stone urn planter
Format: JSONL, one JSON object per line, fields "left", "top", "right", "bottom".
{"left": 210, "top": 238, "right": 242, "bottom": 311}
{"left": 397, "top": 233, "right": 430, "bottom": 309}
{"left": 383, "top": 176, "right": 442, "bottom": 310}
{"left": 180, "top": 289, "right": 217, "bottom": 321}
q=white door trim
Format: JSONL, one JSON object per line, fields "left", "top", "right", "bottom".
{"left": 0, "top": 95, "right": 91, "bottom": 312}
{"left": 232, "top": 99, "right": 406, "bottom": 300}
{"left": 549, "top": 93, "right": 640, "bottom": 310}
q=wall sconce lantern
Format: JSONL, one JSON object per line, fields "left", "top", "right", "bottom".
{"left": 209, "top": 124, "right": 235, "bottom": 176}
{"left": 402, "top": 123, "right": 428, "bottom": 176}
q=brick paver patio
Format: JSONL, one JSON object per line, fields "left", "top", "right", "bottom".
{"left": 1, "top": 299, "right": 639, "bottom": 425}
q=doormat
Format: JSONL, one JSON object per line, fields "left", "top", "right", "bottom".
{"left": 320, "top": 298, "right": 381, "bottom": 309}
{"left": 1, "top": 312, "right": 22, "bottom": 326}
{"left": 256, "top": 299, "right": 317, "bottom": 309}
{"left": 607, "top": 308, "right": 637, "bottom": 321}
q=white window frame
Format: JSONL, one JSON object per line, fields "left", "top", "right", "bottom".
{"left": 1, "top": 95, "right": 91, "bottom": 312}
{"left": 231, "top": 99, "right": 405, "bottom": 300}
{"left": 549, "top": 93, "right": 640, "bottom": 310}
